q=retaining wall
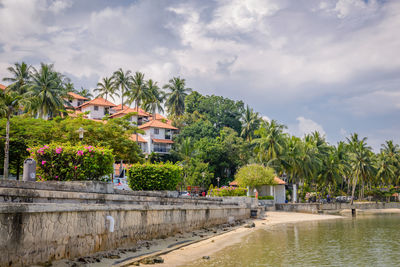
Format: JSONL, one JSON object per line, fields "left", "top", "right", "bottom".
{"left": 275, "top": 202, "right": 400, "bottom": 214}
{"left": 0, "top": 181, "right": 249, "bottom": 267}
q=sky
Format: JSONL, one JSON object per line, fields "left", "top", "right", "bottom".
{"left": 0, "top": 0, "right": 399, "bottom": 150}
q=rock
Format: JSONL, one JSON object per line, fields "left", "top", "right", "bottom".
{"left": 211, "top": 240, "right": 215, "bottom": 243}
{"left": 202, "top": 256, "right": 210, "bottom": 260}
{"left": 244, "top": 222, "right": 255, "bottom": 228}
{"left": 213, "top": 230, "right": 217, "bottom": 233}
{"left": 131, "top": 261, "right": 140, "bottom": 266}
{"left": 140, "top": 258, "right": 154, "bottom": 264}
{"left": 153, "top": 257, "right": 164, "bottom": 263}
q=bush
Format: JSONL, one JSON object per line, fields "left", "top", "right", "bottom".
{"left": 234, "top": 164, "right": 276, "bottom": 187}
{"left": 127, "top": 162, "right": 183, "bottom": 190}
{"left": 29, "top": 143, "right": 114, "bottom": 181}
{"left": 250, "top": 195, "right": 274, "bottom": 200}
{"left": 208, "top": 186, "right": 247, "bottom": 197}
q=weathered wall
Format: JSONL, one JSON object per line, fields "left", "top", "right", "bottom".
{"left": 0, "top": 181, "right": 249, "bottom": 267}
{"left": 275, "top": 202, "right": 400, "bottom": 214}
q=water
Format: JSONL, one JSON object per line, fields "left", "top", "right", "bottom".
{"left": 186, "top": 214, "right": 400, "bottom": 267}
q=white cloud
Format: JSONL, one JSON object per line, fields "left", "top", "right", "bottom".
{"left": 296, "top": 117, "right": 326, "bottom": 137}
{"left": 262, "top": 115, "right": 271, "bottom": 122}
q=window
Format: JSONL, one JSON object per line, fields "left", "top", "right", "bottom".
{"left": 154, "top": 128, "right": 159, "bottom": 134}
{"left": 77, "top": 101, "right": 82, "bottom": 106}
{"left": 69, "top": 100, "right": 73, "bottom": 103}
{"left": 94, "top": 106, "right": 99, "bottom": 111}
{"left": 104, "top": 107, "right": 109, "bottom": 115}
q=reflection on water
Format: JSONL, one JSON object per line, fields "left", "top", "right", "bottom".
{"left": 185, "top": 214, "right": 400, "bottom": 267}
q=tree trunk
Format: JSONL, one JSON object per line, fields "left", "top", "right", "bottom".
{"left": 16, "top": 158, "right": 20, "bottom": 180}
{"left": 3, "top": 115, "right": 10, "bottom": 179}
{"left": 351, "top": 176, "right": 357, "bottom": 205}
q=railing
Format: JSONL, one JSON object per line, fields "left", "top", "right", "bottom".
{"left": 153, "top": 147, "right": 170, "bottom": 153}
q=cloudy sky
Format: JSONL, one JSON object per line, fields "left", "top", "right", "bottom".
{"left": 1, "top": 0, "right": 399, "bottom": 150}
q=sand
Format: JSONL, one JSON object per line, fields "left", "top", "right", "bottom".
{"left": 139, "top": 212, "right": 343, "bottom": 267}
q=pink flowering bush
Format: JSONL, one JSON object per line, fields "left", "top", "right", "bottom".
{"left": 208, "top": 185, "right": 247, "bottom": 197}
{"left": 29, "top": 143, "right": 114, "bottom": 181}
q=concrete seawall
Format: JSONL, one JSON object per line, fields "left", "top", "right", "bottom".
{"left": 276, "top": 202, "right": 400, "bottom": 214}
{"left": 0, "top": 181, "right": 250, "bottom": 267}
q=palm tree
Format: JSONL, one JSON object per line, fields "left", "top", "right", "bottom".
{"left": 94, "top": 77, "right": 116, "bottom": 101}
{"left": 163, "top": 77, "right": 192, "bottom": 117}
{"left": 240, "top": 105, "right": 260, "bottom": 141}
{"left": 3, "top": 62, "right": 32, "bottom": 95}
{"left": 143, "top": 79, "right": 165, "bottom": 119}
{"left": 0, "top": 91, "right": 22, "bottom": 179}
{"left": 126, "top": 72, "right": 148, "bottom": 111}
{"left": 113, "top": 68, "right": 132, "bottom": 109}
{"left": 25, "top": 63, "right": 67, "bottom": 119}
{"left": 282, "top": 136, "right": 303, "bottom": 202}
{"left": 78, "top": 87, "right": 93, "bottom": 99}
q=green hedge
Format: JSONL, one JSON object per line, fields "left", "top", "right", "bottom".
{"left": 29, "top": 143, "right": 114, "bottom": 181}
{"left": 127, "top": 162, "right": 183, "bottom": 190}
{"left": 250, "top": 195, "right": 274, "bottom": 200}
{"left": 208, "top": 185, "right": 247, "bottom": 197}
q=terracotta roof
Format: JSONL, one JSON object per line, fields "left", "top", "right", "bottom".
{"left": 229, "top": 181, "right": 238, "bottom": 186}
{"left": 67, "top": 92, "right": 88, "bottom": 100}
{"left": 274, "top": 177, "right": 286, "bottom": 185}
{"left": 114, "top": 104, "right": 131, "bottom": 111}
{"left": 68, "top": 110, "right": 85, "bottom": 118}
{"left": 139, "top": 120, "right": 178, "bottom": 130}
{"left": 130, "top": 134, "right": 147, "bottom": 143}
{"left": 78, "top": 97, "right": 116, "bottom": 108}
{"left": 0, "top": 84, "right": 6, "bottom": 90}
{"left": 155, "top": 114, "right": 173, "bottom": 124}
{"left": 152, "top": 139, "right": 174, "bottom": 144}
{"left": 110, "top": 107, "right": 150, "bottom": 118}
{"left": 90, "top": 119, "right": 107, "bottom": 124}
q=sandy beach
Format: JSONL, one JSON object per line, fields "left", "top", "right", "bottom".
{"left": 138, "top": 212, "right": 343, "bottom": 267}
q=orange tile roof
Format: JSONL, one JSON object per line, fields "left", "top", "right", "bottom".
{"left": 78, "top": 97, "right": 116, "bottom": 108}
{"left": 139, "top": 120, "right": 178, "bottom": 130}
{"left": 114, "top": 104, "right": 131, "bottom": 111}
{"left": 274, "top": 177, "right": 286, "bottom": 185}
{"left": 68, "top": 110, "right": 85, "bottom": 118}
{"left": 0, "top": 83, "right": 6, "bottom": 90}
{"left": 152, "top": 139, "right": 174, "bottom": 144}
{"left": 67, "top": 92, "right": 88, "bottom": 100}
{"left": 154, "top": 114, "right": 173, "bottom": 125}
{"left": 110, "top": 107, "right": 150, "bottom": 118}
{"left": 130, "top": 134, "right": 147, "bottom": 143}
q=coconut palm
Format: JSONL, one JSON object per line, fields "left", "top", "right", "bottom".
{"left": 78, "top": 87, "right": 93, "bottom": 100}
{"left": 163, "top": 77, "right": 192, "bottom": 117}
{"left": 143, "top": 79, "right": 165, "bottom": 119}
{"left": 0, "top": 91, "right": 23, "bottom": 179}
{"left": 25, "top": 63, "right": 68, "bottom": 119}
{"left": 241, "top": 105, "right": 260, "bottom": 141}
{"left": 112, "top": 68, "right": 132, "bottom": 109}
{"left": 126, "top": 72, "right": 148, "bottom": 111}
{"left": 94, "top": 77, "right": 116, "bottom": 101}
{"left": 3, "top": 62, "right": 32, "bottom": 95}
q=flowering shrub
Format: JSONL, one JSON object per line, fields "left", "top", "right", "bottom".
{"left": 208, "top": 185, "right": 247, "bottom": 197}
{"left": 29, "top": 143, "right": 114, "bottom": 181}
{"left": 127, "top": 162, "right": 183, "bottom": 190}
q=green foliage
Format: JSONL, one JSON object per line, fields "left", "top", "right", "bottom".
{"left": 209, "top": 186, "right": 247, "bottom": 197}
{"left": 234, "top": 164, "right": 276, "bottom": 187}
{"left": 250, "top": 195, "right": 275, "bottom": 200}
{"left": 127, "top": 162, "right": 183, "bottom": 190}
{"left": 29, "top": 143, "right": 114, "bottom": 181}
{"left": 185, "top": 158, "right": 213, "bottom": 188}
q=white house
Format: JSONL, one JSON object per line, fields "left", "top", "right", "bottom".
{"left": 138, "top": 120, "right": 178, "bottom": 154}
{"left": 66, "top": 92, "right": 89, "bottom": 108}
{"left": 77, "top": 97, "right": 117, "bottom": 120}
{"left": 109, "top": 106, "right": 151, "bottom": 126}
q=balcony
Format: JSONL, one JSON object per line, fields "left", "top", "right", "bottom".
{"left": 153, "top": 147, "right": 171, "bottom": 153}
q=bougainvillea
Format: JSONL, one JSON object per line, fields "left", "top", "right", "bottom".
{"left": 29, "top": 143, "right": 114, "bottom": 181}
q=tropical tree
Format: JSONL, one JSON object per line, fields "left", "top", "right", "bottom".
{"left": 78, "top": 87, "right": 93, "bottom": 99}
{"left": 113, "top": 68, "right": 132, "bottom": 109}
{"left": 163, "top": 77, "right": 192, "bottom": 117}
{"left": 126, "top": 71, "right": 148, "bottom": 111}
{"left": 94, "top": 77, "right": 116, "bottom": 101}
{"left": 143, "top": 79, "right": 165, "bottom": 119}
{"left": 25, "top": 63, "right": 68, "bottom": 119}
{"left": 240, "top": 105, "right": 260, "bottom": 141}
{"left": 0, "top": 91, "right": 22, "bottom": 179}
{"left": 2, "top": 62, "right": 32, "bottom": 95}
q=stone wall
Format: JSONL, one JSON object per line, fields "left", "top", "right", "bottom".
{"left": 275, "top": 202, "right": 400, "bottom": 214}
{"left": 0, "top": 181, "right": 249, "bottom": 267}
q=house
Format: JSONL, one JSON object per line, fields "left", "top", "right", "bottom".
{"left": 109, "top": 107, "right": 151, "bottom": 126}
{"left": 77, "top": 97, "right": 117, "bottom": 120}
{"left": 130, "top": 134, "right": 148, "bottom": 153}
{"left": 0, "top": 83, "right": 6, "bottom": 91}
{"left": 66, "top": 92, "right": 89, "bottom": 108}
{"left": 230, "top": 176, "right": 287, "bottom": 204}
{"left": 138, "top": 120, "right": 178, "bottom": 154}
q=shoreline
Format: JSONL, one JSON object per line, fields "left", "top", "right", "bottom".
{"left": 129, "top": 212, "right": 343, "bottom": 267}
